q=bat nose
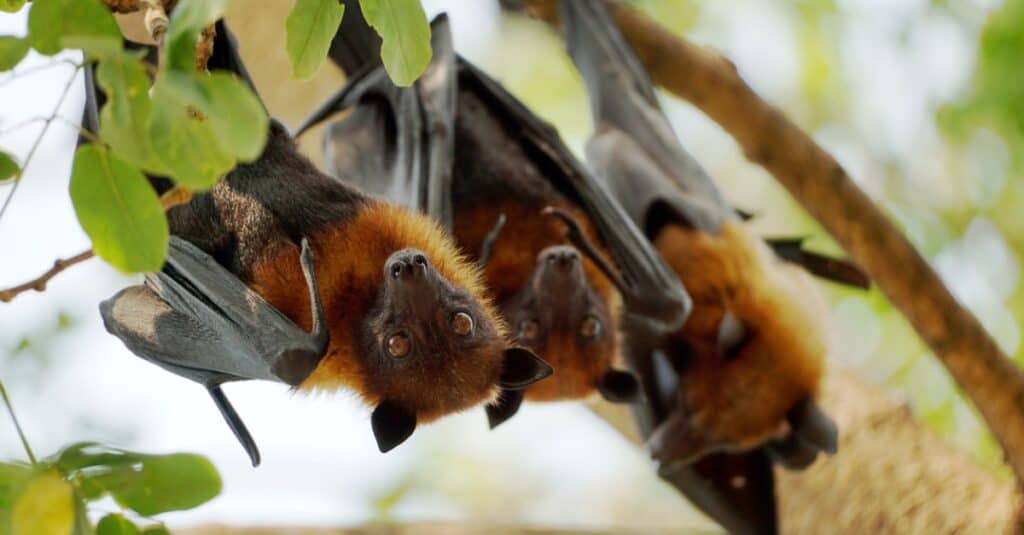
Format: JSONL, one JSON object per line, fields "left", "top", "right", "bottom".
{"left": 540, "top": 246, "right": 580, "bottom": 272}
{"left": 386, "top": 249, "right": 432, "bottom": 281}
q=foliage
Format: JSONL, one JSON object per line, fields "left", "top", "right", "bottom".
{"left": 284, "top": 0, "right": 432, "bottom": 86}
{"left": 359, "top": 0, "right": 432, "bottom": 86}
{"left": 940, "top": 0, "right": 1024, "bottom": 170}
{"left": 0, "top": 0, "right": 434, "bottom": 274}
{"left": 0, "top": 383, "right": 221, "bottom": 534}
{"left": 285, "top": 0, "right": 345, "bottom": 79}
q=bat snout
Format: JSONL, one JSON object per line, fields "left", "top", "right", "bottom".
{"left": 385, "top": 249, "right": 437, "bottom": 287}
{"left": 536, "top": 246, "right": 584, "bottom": 284}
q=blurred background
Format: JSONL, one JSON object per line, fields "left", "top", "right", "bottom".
{"left": 0, "top": 0, "right": 1020, "bottom": 531}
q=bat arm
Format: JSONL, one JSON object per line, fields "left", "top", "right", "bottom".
{"left": 299, "top": 238, "right": 329, "bottom": 355}
{"left": 478, "top": 213, "right": 507, "bottom": 268}
{"left": 207, "top": 383, "right": 261, "bottom": 467}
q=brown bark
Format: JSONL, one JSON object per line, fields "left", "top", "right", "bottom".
{"left": 517, "top": 0, "right": 1024, "bottom": 489}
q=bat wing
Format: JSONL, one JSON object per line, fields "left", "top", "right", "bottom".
{"left": 560, "top": 2, "right": 783, "bottom": 532}
{"left": 454, "top": 59, "right": 690, "bottom": 333}
{"left": 328, "top": 0, "right": 383, "bottom": 75}
{"left": 295, "top": 14, "right": 457, "bottom": 226}
{"left": 662, "top": 451, "right": 779, "bottom": 535}
{"left": 100, "top": 237, "right": 328, "bottom": 466}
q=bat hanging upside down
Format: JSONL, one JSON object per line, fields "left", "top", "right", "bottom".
{"left": 94, "top": 20, "right": 551, "bottom": 466}
{"left": 559, "top": 1, "right": 869, "bottom": 532}
{"left": 298, "top": 5, "right": 690, "bottom": 429}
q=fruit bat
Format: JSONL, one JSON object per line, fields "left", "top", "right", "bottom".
{"left": 296, "top": 7, "right": 691, "bottom": 429}
{"left": 559, "top": 1, "right": 866, "bottom": 532}
{"left": 92, "top": 20, "right": 552, "bottom": 466}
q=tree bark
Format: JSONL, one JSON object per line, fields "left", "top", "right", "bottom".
{"left": 516, "top": 0, "right": 1024, "bottom": 494}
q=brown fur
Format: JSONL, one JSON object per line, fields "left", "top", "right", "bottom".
{"left": 249, "top": 201, "right": 506, "bottom": 422}
{"left": 654, "top": 220, "right": 827, "bottom": 449}
{"left": 454, "top": 200, "right": 623, "bottom": 401}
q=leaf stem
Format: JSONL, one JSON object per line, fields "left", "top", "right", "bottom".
{"left": 0, "top": 379, "right": 37, "bottom": 466}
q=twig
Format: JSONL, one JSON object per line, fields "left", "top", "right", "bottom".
{"left": 0, "top": 59, "right": 81, "bottom": 90}
{"left": 516, "top": 0, "right": 1024, "bottom": 485}
{"left": 0, "top": 64, "right": 83, "bottom": 226}
{"left": 0, "top": 187, "right": 191, "bottom": 303}
{"left": 0, "top": 379, "right": 37, "bottom": 465}
{"left": 0, "top": 250, "right": 95, "bottom": 303}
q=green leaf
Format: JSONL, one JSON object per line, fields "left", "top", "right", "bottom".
{"left": 50, "top": 443, "right": 138, "bottom": 474}
{"left": 148, "top": 79, "right": 235, "bottom": 190}
{"left": 164, "top": 0, "right": 230, "bottom": 71}
{"left": 285, "top": 0, "right": 345, "bottom": 79}
{"left": 0, "top": 462, "right": 34, "bottom": 509}
{"left": 95, "top": 58, "right": 169, "bottom": 175}
{"left": 0, "top": 0, "right": 26, "bottom": 14}
{"left": 95, "top": 514, "right": 139, "bottom": 535}
{"left": 69, "top": 144, "right": 169, "bottom": 273}
{"left": 88, "top": 453, "right": 221, "bottom": 516}
{"left": 27, "top": 0, "right": 120, "bottom": 56}
{"left": 155, "top": 70, "right": 268, "bottom": 161}
{"left": 0, "top": 151, "right": 18, "bottom": 182}
{"left": 360, "top": 0, "right": 432, "bottom": 86}
{"left": 11, "top": 470, "right": 74, "bottom": 535}
{"left": 140, "top": 527, "right": 170, "bottom": 535}
{"left": 0, "top": 36, "right": 29, "bottom": 71}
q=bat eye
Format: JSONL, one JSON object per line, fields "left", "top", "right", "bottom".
{"left": 387, "top": 333, "right": 411, "bottom": 358}
{"left": 518, "top": 319, "right": 539, "bottom": 341}
{"left": 580, "top": 316, "right": 602, "bottom": 339}
{"left": 451, "top": 311, "right": 474, "bottom": 336}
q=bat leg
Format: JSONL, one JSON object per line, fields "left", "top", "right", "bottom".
{"left": 765, "top": 237, "right": 870, "bottom": 289}
{"left": 542, "top": 207, "right": 634, "bottom": 298}
{"left": 207, "top": 384, "right": 261, "bottom": 467}
{"left": 298, "top": 238, "right": 329, "bottom": 355}
{"left": 485, "top": 389, "right": 524, "bottom": 429}
{"left": 478, "top": 213, "right": 507, "bottom": 268}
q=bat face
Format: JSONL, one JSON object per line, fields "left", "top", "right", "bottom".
{"left": 359, "top": 248, "right": 509, "bottom": 417}
{"left": 502, "top": 245, "right": 621, "bottom": 401}
{"left": 648, "top": 221, "right": 829, "bottom": 465}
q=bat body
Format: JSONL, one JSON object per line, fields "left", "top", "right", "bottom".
{"left": 560, "top": 1, "right": 863, "bottom": 532}
{"left": 298, "top": 9, "right": 690, "bottom": 427}
{"left": 95, "top": 21, "right": 551, "bottom": 465}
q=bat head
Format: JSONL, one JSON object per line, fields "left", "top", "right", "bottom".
{"left": 648, "top": 221, "right": 835, "bottom": 466}
{"left": 360, "top": 247, "right": 551, "bottom": 452}
{"left": 501, "top": 245, "right": 639, "bottom": 405}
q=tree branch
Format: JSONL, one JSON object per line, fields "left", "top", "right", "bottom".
{"left": 515, "top": 0, "right": 1024, "bottom": 487}
{"left": 0, "top": 187, "right": 191, "bottom": 303}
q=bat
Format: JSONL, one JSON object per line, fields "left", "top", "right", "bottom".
{"left": 296, "top": 6, "right": 692, "bottom": 429}
{"left": 559, "top": 1, "right": 866, "bottom": 532}
{"left": 93, "top": 20, "right": 552, "bottom": 466}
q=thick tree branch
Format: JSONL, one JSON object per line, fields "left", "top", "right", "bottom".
{"left": 516, "top": 0, "right": 1024, "bottom": 487}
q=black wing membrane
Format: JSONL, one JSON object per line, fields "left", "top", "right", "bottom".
{"left": 96, "top": 21, "right": 328, "bottom": 467}
{"left": 560, "top": 1, "right": 779, "bottom": 533}
{"left": 293, "top": 13, "right": 456, "bottom": 226}
{"left": 454, "top": 59, "right": 690, "bottom": 332}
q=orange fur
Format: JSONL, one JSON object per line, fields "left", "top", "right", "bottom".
{"left": 247, "top": 201, "right": 504, "bottom": 419}
{"left": 654, "top": 220, "right": 828, "bottom": 448}
{"left": 455, "top": 200, "right": 625, "bottom": 401}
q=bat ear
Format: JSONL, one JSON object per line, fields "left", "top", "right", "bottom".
{"left": 485, "top": 389, "right": 525, "bottom": 429}
{"left": 498, "top": 347, "right": 553, "bottom": 389}
{"left": 597, "top": 369, "right": 642, "bottom": 403}
{"left": 787, "top": 397, "right": 838, "bottom": 454}
{"left": 716, "top": 310, "right": 747, "bottom": 359}
{"left": 648, "top": 412, "right": 716, "bottom": 468}
{"left": 371, "top": 400, "right": 417, "bottom": 453}
{"left": 764, "top": 433, "right": 820, "bottom": 470}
